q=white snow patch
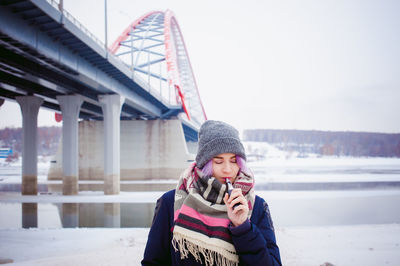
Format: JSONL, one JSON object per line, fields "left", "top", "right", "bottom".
{"left": 0, "top": 224, "right": 399, "bottom": 266}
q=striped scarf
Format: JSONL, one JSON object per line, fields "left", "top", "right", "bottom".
{"left": 172, "top": 163, "right": 255, "bottom": 266}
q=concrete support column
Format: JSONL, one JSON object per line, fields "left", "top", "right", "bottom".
{"left": 57, "top": 95, "right": 83, "bottom": 195}
{"left": 99, "top": 94, "right": 124, "bottom": 195}
{"left": 16, "top": 96, "right": 43, "bottom": 195}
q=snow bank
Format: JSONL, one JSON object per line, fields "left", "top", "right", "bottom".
{"left": 244, "top": 141, "right": 287, "bottom": 158}
{"left": 0, "top": 228, "right": 149, "bottom": 265}
{"left": 248, "top": 155, "right": 400, "bottom": 168}
{"left": 1, "top": 224, "right": 399, "bottom": 266}
{"left": 279, "top": 224, "right": 400, "bottom": 266}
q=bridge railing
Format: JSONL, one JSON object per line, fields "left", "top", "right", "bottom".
{"left": 44, "top": 0, "right": 176, "bottom": 108}
{"left": 46, "top": 0, "right": 105, "bottom": 49}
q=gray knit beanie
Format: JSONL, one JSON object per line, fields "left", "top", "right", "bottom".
{"left": 195, "top": 120, "right": 246, "bottom": 168}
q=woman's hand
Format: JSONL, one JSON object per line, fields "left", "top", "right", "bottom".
{"left": 223, "top": 188, "right": 249, "bottom": 227}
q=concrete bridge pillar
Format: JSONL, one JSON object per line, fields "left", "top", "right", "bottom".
{"left": 16, "top": 96, "right": 43, "bottom": 195}
{"left": 99, "top": 94, "right": 124, "bottom": 195}
{"left": 57, "top": 95, "right": 83, "bottom": 195}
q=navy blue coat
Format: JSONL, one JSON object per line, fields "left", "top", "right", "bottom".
{"left": 142, "top": 189, "right": 281, "bottom": 266}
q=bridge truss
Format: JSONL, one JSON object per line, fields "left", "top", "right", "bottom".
{"left": 110, "top": 10, "right": 207, "bottom": 127}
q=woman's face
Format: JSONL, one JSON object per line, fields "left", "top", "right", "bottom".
{"left": 212, "top": 153, "right": 240, "bottom": 184}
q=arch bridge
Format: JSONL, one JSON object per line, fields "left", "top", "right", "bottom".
{"left": 0, "top": 0, "right": 207, "bottom": 195}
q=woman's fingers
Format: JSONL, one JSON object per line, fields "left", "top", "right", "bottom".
{"left": 225, "top": 188, "right": 248, "bottom": 212}
{"left": 232, "top": 204, "right": 247, "bottom": 215}
{"left": 224, "top": 188, "right": 249, "bottom": 226}
{"left": 223, "top": 193, "right": 229, "bottom": 205}
{"left": 229, "top": 196, "right": 246, "bottom": 208}
{"left": 227, "top": 188, "right": 243, "bottom": 203}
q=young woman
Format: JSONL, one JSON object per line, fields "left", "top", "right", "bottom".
{"left": 142, "top": 120, "right": 281, "bottom": 266}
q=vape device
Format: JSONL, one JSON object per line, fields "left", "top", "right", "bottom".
{"left": 226, "top": 178, "right": 241, "bottom": 209}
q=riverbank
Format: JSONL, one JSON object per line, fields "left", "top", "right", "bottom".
{"left": 1, "top": 156, "right": 400, "bottom": 265}
{"left": 1, "top": 224, "right": 399, "bottom": 266}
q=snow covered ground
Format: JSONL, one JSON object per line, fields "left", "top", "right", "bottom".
{"left": 1, "top": 224, "right": 399, "bottom": 265}
{"left": 1, "top": 149, "right": 400, "bottom": 265}
{"left": 0, "top": 189, "right": 400, "bottom": 265}
{"left": 247, "top": 155, "right": 400, "bottom": 183}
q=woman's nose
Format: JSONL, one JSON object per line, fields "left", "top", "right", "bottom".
{"left": 222, "top": 162, "right": 231, "bottom": 173}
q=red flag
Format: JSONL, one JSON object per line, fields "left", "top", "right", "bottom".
{"left": 55, "top": 113, "right": 62, "bottom": 122}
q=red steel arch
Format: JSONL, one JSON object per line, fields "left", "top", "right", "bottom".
{"left": 109, "top": 11, "right": 161, "bottom": 54}
{"left": 109, "top": 10, "right": 207, "bottom": 125}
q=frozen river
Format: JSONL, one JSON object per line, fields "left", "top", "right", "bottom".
{"left": 0, "top": 156, "right": 400, "bottom": 229}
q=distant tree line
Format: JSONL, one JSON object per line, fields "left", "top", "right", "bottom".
{"left": 243, "top": 129, "right": 400, "bottom": 157}
{"left": 2, "top": 127, "right": 400, "bottom": 158}
{"left": 0, "top": 126, "right": 61, "bottom": 158}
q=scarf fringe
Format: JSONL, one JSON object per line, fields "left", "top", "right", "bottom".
{"left": 172, "top": 232, "right": 239, "bottom": 266}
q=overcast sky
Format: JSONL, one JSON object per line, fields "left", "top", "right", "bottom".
{"left": 1, "top": 0, "right": 399, "bottom": 133}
